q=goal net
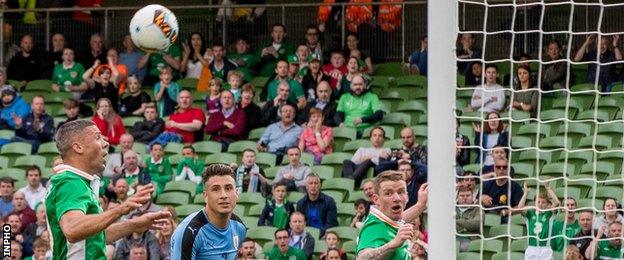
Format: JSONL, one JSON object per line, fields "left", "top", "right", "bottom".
{"left": 450, "top": 0, "right": 624, "bottom": 259}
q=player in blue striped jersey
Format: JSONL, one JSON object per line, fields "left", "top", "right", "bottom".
{"left": 171, "top": 164, "right": 246, "bottom": 260}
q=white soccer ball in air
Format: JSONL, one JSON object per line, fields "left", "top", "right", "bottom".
{"left": 129, "top": 4, "right": 179, "bottom": 53}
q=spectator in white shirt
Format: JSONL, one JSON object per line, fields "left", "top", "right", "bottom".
{"left": 273, "top": 146, "right": 312, "bottom": 192}
{"left": 470, "top": 64, "right": 506, "bottom": 113}
{"left": 18, "top": 165, "right": 46, "bottom": 210}
{"left": 103, "top": 133, "right": 137, "bottom": 178}
{"left": 341, "top": 126, "right": 391, "bottom": 187}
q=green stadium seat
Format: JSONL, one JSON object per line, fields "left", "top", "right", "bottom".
{"left": 579, "top": 161, "right": 615, "bottom": 180}
{"left": 487, "top": 224, "right": 524, "bottom": 238}
{"left": 175, "top": 204, "right": 203, "bottom": 219}
{"left": 395, "top": 75, "right": 427, "bottom": 88}
{"left": 262, "top": 242, "right": 275, "bottom": 255}
{"left": 249, "top": 76, "right": 269, "bottom": 89}
{"left": 384, "top": 139, "right": 403, "bottom": 149}
{"left": 321, "top": 153, "right": 353, "bottom": 176}
{"left": 0, "top": 130, "right": 14, "bottom": 139}
{"left": 517, "top": 123, "right": 552, "bottom": 142}
{"left": 164, "top": 180, "right": 197, "bottom": 196}
{"left": 0, "top": 156, "right": 8, "bottom": 169}
{"left": 577, "top": 198, "right": 601, "bottom": 209}
{"left": 336, "top": 203, "right": 355, "bottom": 226}
{"left": 122, "top": 116, "right": 143, "bottom": 132}
{"left": 332, "top": 127, "right": 357, "bottom": 152}
{"left": 511, "top": 136, "right": 533, "bottom": 149}
{"left": 227, "top": 140, "right": 258, "bottom": 153}
{"left": 177, "top": 78, "right": 198, "bottom": 90}
{"left": 192, "top": 141, "right": 223, "bottom": 159}
{"left": 594, "top": 186, "right": 622, "bottom": 201}
{"left": 576, "top": 109, "right": 613, "bottom": 122}
{"left": 491, "top": 252, "right": 525, "bottom": 260}
{"left": 233, "top": 205, "right": 245, "bottom": 217}
{"left": 457, "top": 252, "right": 481, "bottom": 260}
{"left": 0, "top": 168, "right": 25, "bottom": 181}
{"left": 306, "top": 226, "right": 321, "bottom": 240}
{"left": 554, "top": 186, "right": 581, "bottom": 200}
{"left": 286, "top": 191, "right": 305, "bottom": 203}
{"left": 511, "top": 162, "right": 536, "bottom": 178}
{"left": 552, "top": 97, "right": 585, "bottom": 116}
{"left": 264, "top": 166, "right": 279, "bottom": 179}
{"left": 13, "top": 155, "right": 46, "bottom": 169}
{"left": 374, "top": 62, "right": 404, "bottom": 77}
{"left": 237, "top": 192, "right": 266, "bottom": 208}
{"left": 25, "top": 79, "right": 53, "bottom": 92}
{"left": 163, "top": 142, "right": 185, "bottom": 156}
{"left": 323, "top": 190, "right": 345, "bottom": 203}
{"left": 566, "top": 174, "right": 596, "bottom": 198}
{"left": 558, "top": 150, "right": 594, "bottom": 170}
{"left": 322, "top": 178, "right": 355, "bottom": 196}
{"left": 484, "top": 213, "right": 501, "bottom": 229}
{"left": 312, "top": 165, "right": 335, "bottom": 180}
{"left": 362, "top": 125, "right": 395, "bottom": 140}
{"left": 248, "top": 127, "right": 266, "bottom": 141}
{"left": 467, "top": 239, "right": 503, "bottom": 259}
{"left": 380, "top": 112, "right": 412, "bottom": 134}
{"left": 193, "top": 193, "right": 204, "bottom": 204}
{"left": 577, "top": 135, "right": 613, "bottom": 150}
{"left": 246, "top": 204, "right": 264, "bottom": 217}
{"left": 255, "top": 152, "right": 277, "bottom": 168}
{"left": 342, "top": 241, "right": 356, "bottom": 254}
{"left": 510, "top": 239, "right": 527, "bottom": 252}
{"left": 1, "top": 143, "right": 32, "bottom": 161}
{"left": 347, "top": 191, "right": 366, "bottom": 202}
{"left": 539, "top": 162, "right": 576, "bottom": 180}
{"left": 313, "top": 241, "right": 327, "bottom": 254}
{"left": 539, "top": 136, "right": 572, "bottom": 150}
{"left": 205, "top": 153, "right": 237, "bottom": 165}
{"left": 246, "top": 226, "right": 278, "bottom": 246}
{"left": 326, "top": 226, "right": 358, "bottom": 242}
{"left": 517, "top": 150, "right": 553, "bottom": 167}
{"left": 342, "top": 140, "right": 371, "bottom": 153}
{"left": 155, "top": 191, "right": 189, "bottom": 206}
{"left": 598, "top": 121, "right": 624, "bottom": 141}
{"left": 241, "top": 216, "right": 259, "bottom": 228}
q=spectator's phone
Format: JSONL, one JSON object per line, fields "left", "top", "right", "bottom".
{"left": 138, "top": 171, "right": 152, "bottom": 185}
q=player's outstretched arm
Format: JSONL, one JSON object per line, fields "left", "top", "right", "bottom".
{"left": 105, "top": 211, "right": 172, "bottom": 243}
{"left": 403, "top": 183, "right": 428, "bottom": 223}
{"left": 59, "top": 184, "right": 155, "bottom": 243}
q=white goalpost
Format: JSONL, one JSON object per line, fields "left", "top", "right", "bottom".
{"left": 427, "top": 0, "right": 457, "bottom": 259}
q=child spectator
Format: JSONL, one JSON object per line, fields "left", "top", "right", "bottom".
{"left": 120, "top": 76, "right": 152, "bottom": 117}
{"left": 322, "top": 51, "right": 347, "bottom": 90}
{"left": 83, "top": 60, "right": 119, "bottom": 111}
{"left": 174, "top": 145, "right": 205, "bottom": 193}
{"left": 32, "top": 237, "right": 51, "bottom": 260}
{"left": 232, "top": 149, "right": 270, "bottom": 195}
{"left": 514, "top": 180, "right": 560, "bottom": 259}
{"left": 258, "top": 181, "right": 295, "bottom": 229}
{"left": 350, "top": 199, "right": 368, "bottom": 230}
{"left": 205, "top": 78, "right": 223, "bottom": 116}
{"left": 131, "top": 104, "right": 165, "bottom": 143}
{"left": 144, "top": 142, "right": 172, "bottom": 195}
{"left": 225, "top": 70, "right": 244, "bottom": 103}
{"left": 319, "top": 231, "right": 347, "bottom": 260}
{"left": 154, "top": 66, "right": 180, "bottom": 118}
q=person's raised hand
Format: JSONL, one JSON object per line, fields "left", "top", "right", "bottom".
{"left": 119, "top": 184, "right": 155, "bottom": 215}
{"left": 417, "top": 183, "right": 428, "bottom": 205}
{"left": 388, "top": 223, "right": 414, "bottom": 249}
{"left": 131, "top": 210, "right": 173, "bottom": 234}
{"left": 481, "top": 194, "right": 493, "bottom": 207}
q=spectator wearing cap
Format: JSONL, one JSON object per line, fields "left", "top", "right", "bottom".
{"left": 13, "top": 95, "right": 54, "bottom": 153}
{"left": 257, "top": 23, "right": 295, "bottom": 77}
{"left": 298, "top": 81, "right": 338, "bottom": 127}
{"left": 265, "top": 60, "right": 306, "bottom": 109}
{"left": 209, "top": 43, "right": 238, "bottom": 81}
{"left": 8, "top": 35, "right": 43, "bottom": 88}
{"left": 205, "top": 90, "right": 247, "bottom": 148}
{"left": 0, "top": 85, "right": 30, "bottom": 130}
{"left": 301, "top": 54, "right": 331, "bottom": 102}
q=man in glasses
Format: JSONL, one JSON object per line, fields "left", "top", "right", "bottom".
{"left": 480, "top": 157, "right": 522, "bottom": 223}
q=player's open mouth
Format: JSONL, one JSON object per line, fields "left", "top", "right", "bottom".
{"left": 391, "top": 205, "right": 402, "bottom": 213}
{"left": 218, "top": 202, "right": 230, "bottom": 207}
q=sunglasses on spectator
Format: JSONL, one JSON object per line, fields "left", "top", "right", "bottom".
{"left": 495, "top": 165, "right": 508, "bottom": 170}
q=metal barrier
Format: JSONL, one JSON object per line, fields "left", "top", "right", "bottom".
{"left": 0, "top": 2, "right": 426, "bottom": 67}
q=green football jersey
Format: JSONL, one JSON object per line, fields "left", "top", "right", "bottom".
{"left": 356, "top": 206, "right": 412, "bottom": 260}
{"left": 597, "top": 240, "right": 624, "bottom": 259}
{"left": 45, "top": 166, "right": 106, "bottom": 260}
{"left": 550, "top": 219, "right": 581, "bottom": 252}
{"left": 525, "top": 209, "right": 555, "bottom": 247}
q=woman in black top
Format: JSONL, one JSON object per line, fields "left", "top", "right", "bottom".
{"left": 83, "top": 60, "right": 119, "bottom": 112}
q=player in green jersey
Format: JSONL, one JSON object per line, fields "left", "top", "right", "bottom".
{"left": 356, "top": 171, "right": 428, "bottom": 260}
{"left": 513, "top": 180, "right": 560, "bottom": 259}
{"left": 46, "top": 120, "right": 171, "bottom": 259}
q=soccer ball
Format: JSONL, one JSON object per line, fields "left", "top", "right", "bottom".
{"left": 129, "top": 4, "right": 179, "bottom": 53}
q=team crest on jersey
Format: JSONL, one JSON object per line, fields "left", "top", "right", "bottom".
{"left": 70, "top": 71, "right": 78, "bottom": 78}
{"left": 233, "top": 235, "right": 239, "bottom": 249}
{"left": 499, "top": 194, "right": 507, "bottom": 204}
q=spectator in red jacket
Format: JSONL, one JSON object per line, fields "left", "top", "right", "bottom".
{"left": 165, "top": 90, "right": 205, "bottom": 143}
{"left": 321, "top": 51, "right": 347, "bottom": 90}
{"left": 205, "top": 90, "right": 247, "bottom": 150}
{"left": 92, "top": 97, "right": 125, "bottom": 145}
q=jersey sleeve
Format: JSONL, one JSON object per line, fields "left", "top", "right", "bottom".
{"left": 53, "top": 178, "right": 92, "bottom": 220}
{"left": 170, "top": 222, "right": 197, "bottom": 260}
{"left": 356, "top": 221, "right": 389, "bottom": 252}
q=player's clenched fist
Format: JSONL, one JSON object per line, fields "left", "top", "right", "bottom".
{"left": 389, "top": 223, "right": 415, "bottom": 249}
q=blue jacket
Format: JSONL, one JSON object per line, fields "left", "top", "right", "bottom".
{"left": 15, "top": 112, "right": 55, "bottom": 142}
{"left": 296, "top": 192, "right": 338, "bottom": 237}
{"left": 0, "top": 96, "right": 30, "bottom": 129}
